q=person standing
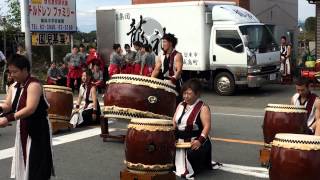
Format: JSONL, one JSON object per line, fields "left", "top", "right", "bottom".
{"left": 133, "top": 41, "right": 143, "bottom": 75}
{"left": 79, "top": 44, "right": 88, "bottom": 69}
{"left": 141, "top": 44, "right": 155, "bottom": 76}
{"left": 0, "top": 54, "right": 54, "bottom": 180}
{"left": 109, "top": 44, "right": 124, "bottom": 77}
{"left": 151, "top": 33, "right": 183, "bottom": 104}
{"left": 280, "top": 36, "right": 292, "bottom": 84}
{"left": 63, "top": 45, "right": 84, "bottom": 92}
{"left": 123, "top": 44, "right": 136, "bottom": 74}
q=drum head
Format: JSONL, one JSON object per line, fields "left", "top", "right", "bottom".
{"left": 128, "top": 118, "right": 174, "bottom": 131}
{"left": 265, "top": 104, "right": 307, "bottom": 113}
{"left": 107, "top": 74, "right": 178, "bottom": 95}
{"left": 43, "top": 85, "right": 72, "bottom": 92}
{"left": 272, "top": 133, "right": 320, "bottom": 150}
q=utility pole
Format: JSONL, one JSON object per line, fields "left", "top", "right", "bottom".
{"left": 23, "top": 0, "right": 32, "bottom": 67}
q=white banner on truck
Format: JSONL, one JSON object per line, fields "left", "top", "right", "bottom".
{"left": 21, "top": 0, "right": 77, "bottom": 32}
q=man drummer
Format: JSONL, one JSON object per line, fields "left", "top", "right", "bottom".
{"left": 151, "top": 33, "right": 183, "bottom": 104}
{"left": 291, "top": 78, "right": 320, "bottom": 135}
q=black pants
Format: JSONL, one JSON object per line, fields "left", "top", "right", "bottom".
{"left": 186, "top": 139, "right": 212, "bottom": 175}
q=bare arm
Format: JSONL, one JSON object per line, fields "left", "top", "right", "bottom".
{"left": 286, "top": 45, "right": 292, "bottom": 58}
{"left": 151, "top": 56, "right": 162, "bottom": 78}
{"left": 199, "top": 105, "right": 211, "bottom": 138}
{"left": 173, "top": 53, "right": 183, "bottom": 80}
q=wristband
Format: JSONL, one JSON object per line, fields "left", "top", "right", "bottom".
{"left": 6, "top": 113, "right": 15, "bottom": 122}
{"left": 76, "top": 105, "right": 80, "bottom": 109}
{"left": 170, "top": 76, "right": 176, "bottom": 84}
{"left": 197, "top": 134, "right": 206, "bottom": 144}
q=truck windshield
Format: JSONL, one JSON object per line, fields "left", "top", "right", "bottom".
{"left": 239, "top": 25, "right": 279, "bottom": 53}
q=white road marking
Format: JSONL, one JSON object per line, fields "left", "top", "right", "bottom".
{"left": 0, "top": 127, "right": 114, "bottom": 160}
{"left": 216, "top": 162, "right": 269, "bottom": 179}
{"left": 212, "top": 112, "right": 264, "bottom": 118}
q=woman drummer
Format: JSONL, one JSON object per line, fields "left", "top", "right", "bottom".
{"left": 70, "top": 70, "right": 101, "bottom": 127}
{"left": 173, "top": 78, "right": 212, "bottom": 178}
{"left": 0, "top": 54, "right": 54, "bottom": 180}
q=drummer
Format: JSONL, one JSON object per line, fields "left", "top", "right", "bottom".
{"left": 151, "top": 33, "right": 183, "bottom": 104}
{"left": 173, "top": 79, "right": 212, "bottom": 178}
{"left": 291, "top": 78, "right": 320, "bottom": 135}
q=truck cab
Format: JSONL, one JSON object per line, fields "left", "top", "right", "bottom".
{"left": 208, "top": 5, "right": 280, "bottom": 95}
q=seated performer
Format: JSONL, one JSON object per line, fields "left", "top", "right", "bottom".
{"left": 47, "top": 62, "right": 64, "bottom": 86}
{"left": 291, "top": 78, "right": 320, "bottom": 135}
{"left": 0, "top": 54, "right": 54, "bottom": 180}
{"left": 173, "top": 79, "right": 212, "bottom": 178}
{"left": 70, "top": 70, "right": 101, "bottom": 127}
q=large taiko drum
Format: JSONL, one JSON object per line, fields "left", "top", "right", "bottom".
{"left": 263, "top": 104, "right": 307, "bottom": 144}
{"left": 43, "top": 85, "right": 73, "bottom": 133}
{"left": 104, "top": 74, "right": 177, "bottom": 120}
{"left": 125, "top": 118, "right": 175, "bottom": 174}
{"left": 270, "top": 133, "right": 320, "bottom": 180}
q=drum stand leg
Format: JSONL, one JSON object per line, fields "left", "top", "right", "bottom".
{"left": 100, "top": 117, "right": 125, "bottom": 142}
{"left": 259, "top": 146, "right": 271, "bottom": 167}
{"left": 120, "top": 169, "right": 176, "bottom": 180}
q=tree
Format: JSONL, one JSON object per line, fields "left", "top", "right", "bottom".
{"left": 305, "top": 17, "right": 316, "bottom": 33}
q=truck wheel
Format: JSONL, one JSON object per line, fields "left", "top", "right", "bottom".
{"left": 214, "top": 72, "right": 235, "bottom": 96}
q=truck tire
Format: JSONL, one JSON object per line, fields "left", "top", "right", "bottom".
{"left": 214, "top": 72, "right": 235, "bottom": 96}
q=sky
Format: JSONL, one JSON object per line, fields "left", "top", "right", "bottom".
{"left": 0, "top": 0, "right": 317, "bottom": 32}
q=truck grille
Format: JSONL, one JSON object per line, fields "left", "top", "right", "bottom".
{"left": 261, "top": 66, "right": 277, "bottom": 73}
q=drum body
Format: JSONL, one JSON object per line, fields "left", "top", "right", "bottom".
{"left": 270, "top": 133, "right": 320, "bottom": 180}
{"left": 263, "top": 104, "right": 307, "bottom": 144}
{"left": 125, "top": 118, "right": 175, "bottom": 174}
{"left": 43, "top": 85, "right": 73, "bottom": 131}
{"left": 104, "top": 74, "right": 177, "bottom": 120}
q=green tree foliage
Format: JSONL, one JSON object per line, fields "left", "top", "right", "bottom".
{"left": 6, "top": 0, "right": 21, "bottom": 29}
{"left": 305, "top": 17, "right": 316, "bottom": 33}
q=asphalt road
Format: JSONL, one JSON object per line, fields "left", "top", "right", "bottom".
{"left": 1, "top": 84, "right": 318, "bottom": 180}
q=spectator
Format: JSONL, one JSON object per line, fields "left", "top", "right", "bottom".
{"left": 47, "top": 62, "right": 64, "bottom": 86}
{"left": 141, "top": 44, "right": 155, "bottom": 76}
{"left": 63, "top": 45, "right": 84, "bottom": 92}
{"left": 123, "top": 44, "right": 136, "bottom": 74}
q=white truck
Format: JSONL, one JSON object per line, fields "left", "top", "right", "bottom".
{"left": 96, "top": 1, "right": 280, "bottom": 95}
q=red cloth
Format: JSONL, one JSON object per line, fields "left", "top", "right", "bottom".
{"left": 109, "top": 64, "right": 120, "bottom": 77}
{"left": 46, "top": 77, "right": 56, "bottom": 85}
{"left": 67, "top": 66, "right": 82, "bottom": 87}
{"left": 133, "top": 64, "right": 141, "bottom": 75}
{"left": 121, "top": 64, "right": 133, "bottom": 74}
{"left": 142, "top": 65, "right": 153, "bottom": 77}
